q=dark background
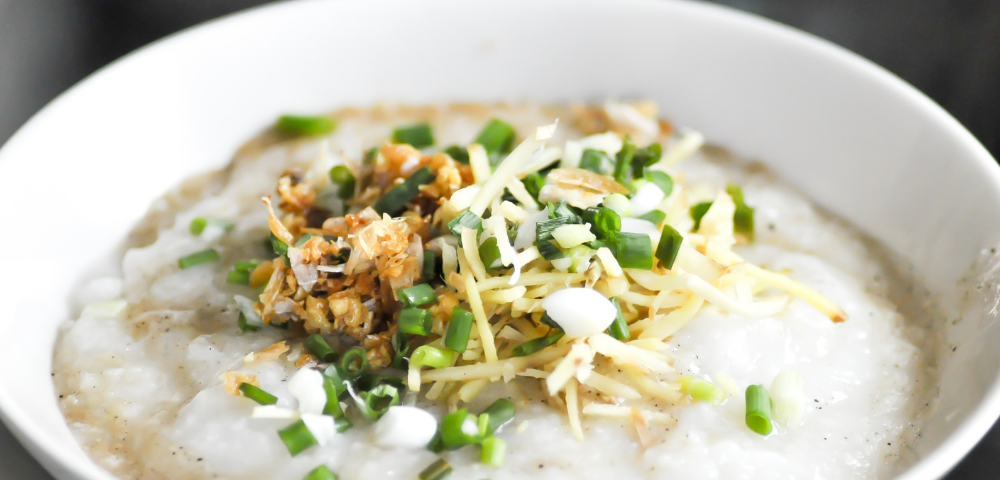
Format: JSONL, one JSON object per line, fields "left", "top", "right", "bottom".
{"left": 0, "top": 0, "right": 997, "bottom": 478}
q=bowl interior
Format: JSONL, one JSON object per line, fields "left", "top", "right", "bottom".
{"left": 0, "top": 0, "right": 998, "bottom": 478}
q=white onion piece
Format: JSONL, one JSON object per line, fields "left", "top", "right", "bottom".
{"left": 373, "top": 406, "right": 438, "bottom": 449}
{"left": 629, "top": 183, "right": 666, "bottom": 217}
{"left": 513, "top": 207, "right": 550, "bottom": 250}
{"left": 620, "top": 218, "right": 661, "bottom": 238}
{"left": 288, "top": 368, "right": 327, "bottom": 415}
{"left": 541, "top": 287, "right": 617, "bottom": 338}
{"left": 770, "top": 371, "right": 806, "bottom": 427}
{"left": 233, "top": 295, "right": 263, "bottom": 327}
{"left": 301, "top": 413, "right": 337, "bottom": 446}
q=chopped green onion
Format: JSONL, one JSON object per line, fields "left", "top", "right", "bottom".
{"left": 398, "top": 284, "right": 438, "bottom": 307}
{"left": 608, "top": 298, "right": 630, "bottom": 341}
{"left": 613, "top": 136, "right": 636, "bottom": 185}
{"left": 227, "top": 259, "right": 260, "bottom": 285}
{"left": 359, "top": 383, "right": 400, "bottom": 420}
{"left": 548, "top": 201, "right": 580, "bottom": 221}
{"left": 474, "top": 118, "right": 517, "bottom": 155}
{"left": 444, "top": 145, "right": 470, "bottom": 164}
{"left": 690, "top": 201, "right": 713, "bottom": 231}
{"left": 603, "top": 193, "right": 631, "bottom": 217}
{"left": 511, "top": 331, "right": 564, "bottom": 357}
{"left": 276, "top": 115, "right": 336, "bottom": 137}
{"left": 631, "top": 142, "right": 663, "bottom": 178}
{"left": 302, "top": 465, "right": 339, "bottom": 480}
{"left": 478, "top": 237, "right": 502, "bottom": 269}
{"left": 476, "top": 412, "right": 491, "bottom": 438}
{"left": 438, "top": 409, "right": 478, "bottom": 450}
{"left": 423, "top": 249, "right": 439, "bottom": 281}
{"left": 339, "top": 348, "right": 370, "bottom": 380}
{"left": 271, "top": 233, "right": 290, "bottom": 257}
{"left": 305, "top": 334, "right": 337, "bottom": 362}
{"left": 745, "top": 385, "right": 773, "bottom": 435}
{"left": 581, "top": 207, "right": 621, "bottom": 240}
{"left": 294, "top": 233, "right": 316, "bottom": 248}
{"left": 364, "top": 147, "right": 380, "bottom": 165}
{"left": 534, "top": 240, "right": 564, "bottom": 260}
{"left": 278, "top": 419, "right": 318, "bottom": 456}
{"left": 610, "top": 232, "right": 653, "bottom": 270}
{"left": 579, "top": 148, "right": 611, "bottom": 174}
{"left": 323, "top": 366, "right": 348, "bottom": 398}
{"left": 481, "top": 399, "right": 516, "bottom": 435}
{"left": 410, "top": 345, "right": 457, "bottom": 369}
{"left": 190, "top": 217, "right": 234, "bottom": 236}
{"left": 391, "top": 331, "right": 411, "bottom": 369}
{"left": 238, "top": 382, "right": 278, "bottom": 405}
{"left": 392, "top": 123, "right": 435, "bottom": 148}
{"left": 637, "top": 210, "right": 666, "bottom": 224}
{"left": 427, "top": 432, "right": 445, "bottom": 453}
{"left": 322, "top": 375, "right": 345, "bottom": 417}
{"left": 645, "top": 170, "right": 674, "bottom": 196}
{"left": 522, "top": 172, "right": 545, "bottom": 201}
{"left": 538, "top": 312, "right": 562, "bottom": 331}
{"left": 419, "top": 458, "right": 453, "bottom": 480}
{"left": 178, "top": 249, "right": 221, "bottom": 269}
{"left": 445, "top": 307, "right": 474, "bottom": 353}
{"left": 770, "top": 371, "right": 805, "bottom": 427}
{"left": 535, "top": 216, "right": 574, "bottom": 242}
{"left": 679, "top": 377, "right": 726, "bottom": 405}
{"left": 655, "top": 224, "right": 684, "bottom": 270}
{"left": 373, "top": 166, "right": 436, "bottom": 216}
{"left": 398, "top": 308, "right": 433, "bottom": 336}
{"left": 335, "top": 416, "right": 353, "bottom": 433}
{"left": 447, "top": 210, "right": 483, "bottom": 240}
{"left": 480, "top": 436, "right": 506, "bottom": 467}
{"left": 329, "top": 166, "right": 356, "bottom": 200}
{"left": 237, "top": 312, "right": 260, "bottom": 333}
{"left": 726, "top": 184, "right": 755, "bottom": 238}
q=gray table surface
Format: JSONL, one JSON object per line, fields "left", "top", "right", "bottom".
{"left": 1, "top": 0, "right": 998, "bottom": 478}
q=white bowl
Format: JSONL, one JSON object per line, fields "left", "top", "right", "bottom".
{"left": 1, "top": 0, "right": 998, "bottom": 478}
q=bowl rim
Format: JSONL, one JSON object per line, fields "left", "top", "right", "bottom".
{"left": 1, "top": 0, "right": 998, "bottom": 478}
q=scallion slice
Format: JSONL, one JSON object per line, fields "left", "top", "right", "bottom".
{"left": 581, "top": 207, "right": 621, "bottom": 240}
{"left": 478, "top": 237, "right": 502, "bottom": 269}
{"left": 612, "top": 136, "right": 636, "bottom": 184}
{"left": 238, "top": 382, "right": 278, "bottom": 405}
{"left": 689, "top": 201, "right": 713, "bottom": 231}
{"left": 608, "top": 298, "right": 630, "bottom": 340}
{"left": 391, "top": 123, "right": 435, "bottom": 148}
{"left": 276, "top": 115, "right": 336, "bottom": 137}
{"left": 631, "top": 142, "right": 663, "bottom": 178}
{"left": 322, "top": 375, "right": 345, "bottom": 417}
{"left": 745, "top": 385, "right": 773, "bottom": 435}
{"left": 579, "top": 148, "right": 611, "bottom": 174}
{"left": 438, "top": 409, "right": 478, "bottom": 450}
{"left": 237, "top": 312, "right": 260, "bottom": 333}
{"left": 271, "top": 233, "right": 290, "bottom": 258}
{"left": 445, "top": 307, "right": 474, "bottom": 353}
{"left": 480, "top": 436, "right": 506, "bottom": 467}
{"left": 447, "top": 210, "right": 483, "bottom": 240}
{"left": 359, "top": 383, "right": 400, "bottom": 420}
{"left": 302, "top": 465, "right": 339, "bottom": 480}
{"left": 322, "top": 366, "right": 348, "bottom": 398}
{"left": 410, "top": 345, "right": 457, "bottom": 369}
{"left": 190, "top": 217, "right": 234, "bottom": 236}
{"left": 372, "top": 166, "right": 436, "bottom": 216}
{"left": 522, "top": 172, "right": 545, "bottom": 201}
{"left": 655, "top": 224, "right": 684, "bottom": 270}
{"left": 474, "top": 118, "right": 516, "bottom": 155}
{"left": 645, "top": 170, "right": 674, "bottom": 197}
{"left": 278, "top": 419, "right": 318, "bottom": 456}
{"left": 534, "top": 240, "right": 564, "bottom": 260}
{"left": 726, "top": 184, "right": 755, "bottom": 238}
{"left": 637, "top": 210, "right": 666, "bottom": 225}
{"left": 610, "top": 232, "right": 653, "bottom": 270}
{"left": 548, "top": 200, "right": 580, "bottom": 221}
{"left": 535, "top": 216, "right": 574, "bottom": 242}
{"left": 328, "top": 166, "right": 356, "bottom": 200}
{"left": 339, "top": 348, "right": 370, "bottom": 380}
{"left": 419, "top": 458, "right": 453, "bottom": 480}
{"left": 305, "top": 334, "right": 337, "bottom": 363}
{"left": 178, "top": 249, "right": 221, "bottom": 269}
{"left": 398, "top": 284, "right": 438, "bottom": 307}
{"left": 364, "top": 147, "right": 380, "bottom": 165}
{"left": 481, "top": 398, "right": 516, "bottom": 435}
{"left": 679, "top": 377, "right": 726, "bottom": 405}
{"left": 422, "top": 249, "right": 439, "bottom": 281}
{"left": 226, "top": 259, "right": 260, "bottom": 285}
{"left": 398, "top": 308, "right": 433, "bottom": 336}
{"left": 443, "top": 145, "right": 470, "bottom": 164}
{"left": 511, "top": 331, "right": 564, "bottom": 357}
{"left": 335, "top": 415, "right": 353, "bottom": 433}
{"left": 391, "top": 330, "right": 410, "bottom": 369}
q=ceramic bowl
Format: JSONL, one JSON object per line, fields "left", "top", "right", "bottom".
{"left": 0, "top": 0, "right": 998, "bottom": 478}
